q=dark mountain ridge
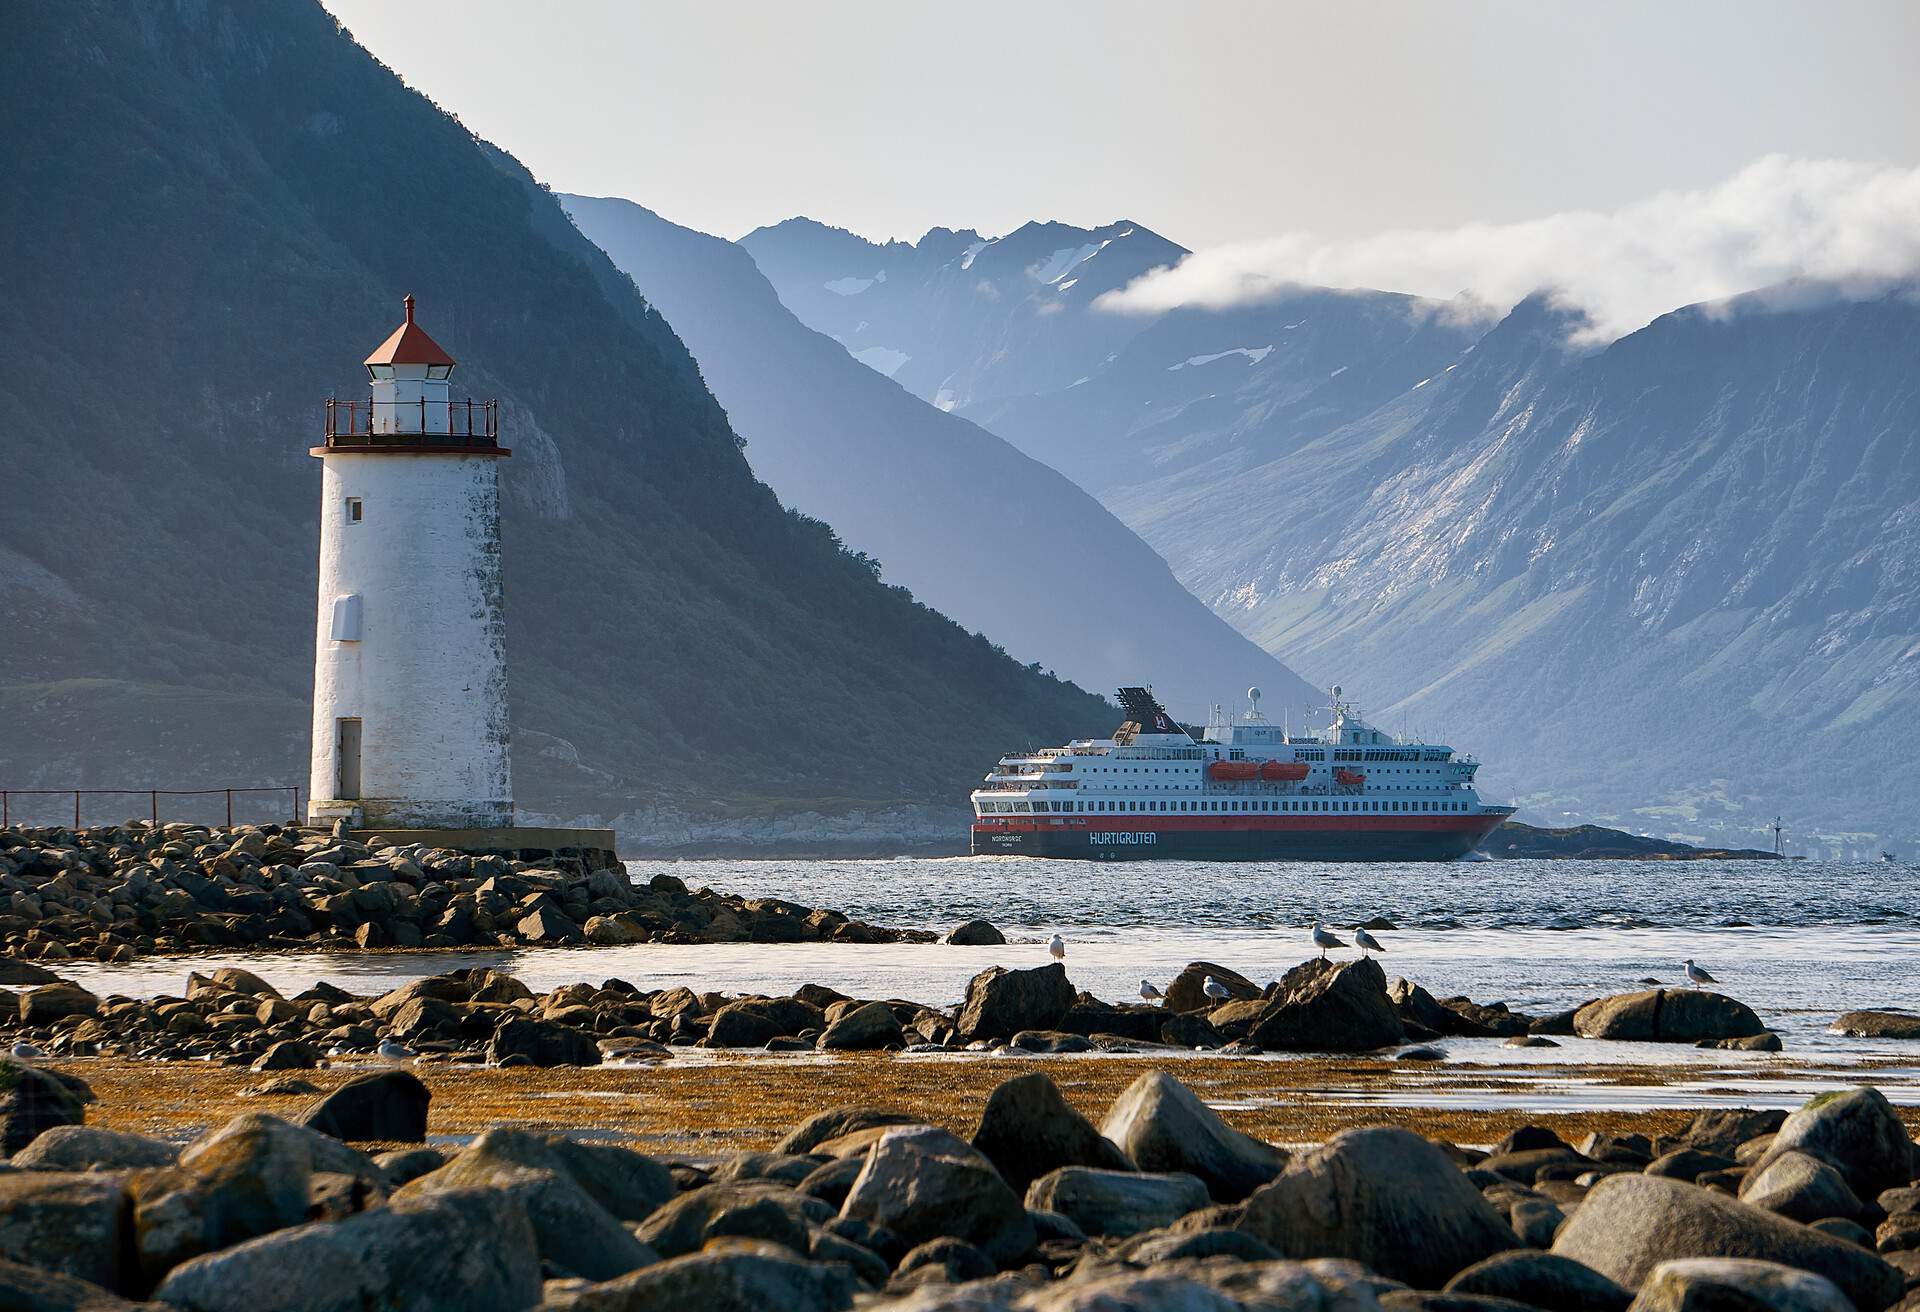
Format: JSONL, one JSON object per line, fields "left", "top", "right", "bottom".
{"left": 0, "top": 0, "right": 1111, "bottom": 836}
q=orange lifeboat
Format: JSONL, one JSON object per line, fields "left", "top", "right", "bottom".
{"left": 1205, "top": 760, "right": 1260, "bottom": 782}
{"left": 1333, "top": 767, "right": 1365, "bottom": 787}
{"left": 1259, "top": 760, "right": 1310, "bottom": 782}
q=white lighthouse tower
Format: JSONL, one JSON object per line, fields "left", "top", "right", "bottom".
{"left": 306, "top": 296, "right": 513, "bottom": 831}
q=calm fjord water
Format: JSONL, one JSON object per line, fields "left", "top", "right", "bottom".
{"left": 55, "top": 857, "right": 1919, "bottom": 1061}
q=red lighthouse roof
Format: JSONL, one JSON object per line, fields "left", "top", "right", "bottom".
{"left": 363, "top": 294, "right": 455, "bottom": 368}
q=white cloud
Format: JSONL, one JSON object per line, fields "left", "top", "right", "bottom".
{"left": 1098, "top": 156, "right": 1920, "bottom": 343}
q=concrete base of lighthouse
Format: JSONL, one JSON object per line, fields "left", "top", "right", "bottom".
{"left": 346, "top": 825, "right": 619, "bottom": 872}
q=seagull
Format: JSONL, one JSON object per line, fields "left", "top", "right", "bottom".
{"left": 1312, "top": 922, "right": 1347, "bottom": 959}
{"left": 1354, "top": 927, "right": 1386, "bottom": 958}
{"left": 1202, "top": 976, "right": 1231, "bottom": 1002}
{"left": 1683, "top": 959, "right": 1717, "bottom": 988}
{"left": 1047, "top": 933, "right": 1066, "bottom": 963}
{"left": 377, "top": 1039, "right": 416, "bottom": 1063}
{"left": 9, "top": 1040, "right": 45, "bottom": 1062}
{"left": 1139, "top": 979, "right": 1165, "bottom": 1005}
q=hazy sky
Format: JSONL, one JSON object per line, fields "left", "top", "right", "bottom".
{"left": 323, "top": 0, "right": 1918, "bottom": 250}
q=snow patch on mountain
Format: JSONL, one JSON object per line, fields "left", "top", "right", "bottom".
{"left": 825, "top": 275, "right": 874, "bottom": 295}
{"left": 852, "top": 345, "right": 911, "bottom": 376}
{"left": 1167, "top": 345, "right": 1274, "bottom": 371}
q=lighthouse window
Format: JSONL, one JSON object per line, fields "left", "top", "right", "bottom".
{"left": 345, "top": 497, "right": 363, "bottom": 523}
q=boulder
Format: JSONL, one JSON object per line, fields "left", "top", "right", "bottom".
{"left": 420, "top": 1128, "right": 670, "bottom": 1220}
{"left": 954, "top": 964, "right": 1073, "bottom": 1042}
{"left": 1098, "top": 1072, "right": 1287, "bottom": 1202}
{"left": 707, "top": 997, "right": 825, "bottom": 1048}
{"left": 0, "top": 1171, "right": 131, "bottom": 1291}
{"left": 1551, "top": 1173, "right": 1902, "bottom": 1311}
{"left": 18, "top": 982, "right": 98, "bottom": 1026}
{"left": 635, "top": 1181, "right": 827, "bottom": 1259}
{"left": 1647, "top": 1149, "right": 1739, "bottom": 1183}
{"left": 1238, "top": 1125, "right": 1519, "bottom": 1288}
{"left": 515, "top": 904, "right": 581, "bottom": 944}
{"left": 374, "top": 1148, "right": 447, "bottom": 1187}
{"left": 969, "top": 1072, "right": 1135, "bottom": 1195}
{"left": 396, "top": 1131, "right": 653, "bottom": 1281}
{"left": 945, "top": 920, "right": 1006, "bottom": 946}
{"left": 817, "top": 1002, "right": 903, "bottom": 1052}
{"left": 12, "top": 1125, "right": 177, "bottom": 1171}
{"left": 1739, "top": 1150, "right": 1866, "bottom": 1224}
{"left": 776, "top": 1107, "right": 924, "bottom": 1156}
{"left": 1759, "top": 1087, "right": 1917, "bottom": 1202}
{"left": 1244, "top": 957, "right": 1405, "bottom": 1052}
{"left": 129, "top": 1114, "right": 319, "bottom": 1281}
{"left": 251, "top": 1040, "right": 323, "bottom": 1072}
{"left": 1165, "top": 962, "right": 1259, "bottom": 1014}
{"left": 151, "top": 1184, "right": 540, "bottom": 1312}
{"left": 1831, "top": 1011, "right": 1920, "bottom": 1040}
{"left": 1630, "top": 1257, "right": 1855, "bottom": 1312}
{"left": 298, "top": 1070, "right": 430, "bottom": 1142}
{"left": 1446, "top": 1251, "right": 1632, "bottom": 1312}
{"left": 0, "top": 958, "right": 59, "bottom": 985}
{"left": 0, "top": 1057, "right": 89, "bottom": 1153}
{"left": 1877, "top": 1213, "right": 1920, "bottom": 1253}
{"left": 839, "top": 1126, "right": 1036, "bottom": 1267}
{"left": 1678, "top": 1109, "right": 1788, "bottom": 1160}
{"left": 0, "top": 1256, "right": 151, "bottom": 1311}
{"left": 487, "top": 1016, "right": 600, "bottom": 1067}
{"left": 1024, "top": 1167, "right": 1207, "bottom": 1239}
{"left": 542, "top": 1248, "right": 857, "bottom": 1312}
{"left": 1573, "top": 990, "right": 1764, "bottom": 1043}
{"left": 1112, "top": 1226, "right": 1284, "bottom": 1266}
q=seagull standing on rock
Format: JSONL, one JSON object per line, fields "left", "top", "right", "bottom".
{"left": 1312, "top": 922, "right": 1347, "bottom": 959}
{"left": 1139, "top": 980, "right": 1165, "bottom": 1005}
{"left": 1354, "top": 927, "right": 1386, "bottom": 958}
{"left": 1202, "top": 976, "right": 1231, "bottom": 1003}
{"left": 1047, "top": 933, "right": 1066, "bottom": 963}
{"left": 1683, "top": 959, "right": 1718, "bottom": 988}
{"left": 377, "top": 1039, "right": 416, "bottom": 1064}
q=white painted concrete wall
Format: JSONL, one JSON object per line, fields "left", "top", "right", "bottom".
{"left": 308, "top": 451, "right": 513, "bottom": 828}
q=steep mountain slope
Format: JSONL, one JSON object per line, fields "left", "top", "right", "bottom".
{"left": 963, "top": 290, "right": 1481, "bottom": 498}
{"left": 0, "top": 0, "right": 1112, "bottom": 836}
{"left": 562, "top": 195, "right": 1317, "bottom": 719}
{"left": 740, "top": 217, "right": 1187, "bottom": 410}
{"left": 1113, "top": 292, "right": 1920, "bottom": 848}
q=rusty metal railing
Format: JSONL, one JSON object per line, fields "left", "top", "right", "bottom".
{"left": 0, "top": 787, "right": 302, "bottom": 829}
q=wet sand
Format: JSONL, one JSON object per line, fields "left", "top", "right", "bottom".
{"left": 70, "top": 1050, "right": 1920, "bottom": 1157}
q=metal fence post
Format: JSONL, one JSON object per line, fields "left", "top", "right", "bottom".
{"left": 225, "top": 789, "right": 233, "bottom": 828}
{"left": 150, "top": 790, "right": 158, "bottom": 825}
{"left": 73, "top": 791, "right": 81, "bottom": 829}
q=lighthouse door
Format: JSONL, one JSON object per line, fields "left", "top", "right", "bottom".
{"left": 336, "top": 718, "right": 362, "bottom": 800}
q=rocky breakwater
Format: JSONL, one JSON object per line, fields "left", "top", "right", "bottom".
{"left": 0, "top": 952, "right": 1791, "bottom": 1070}
{"left": 0, "top": 1061, "right": 1917, "bottom": 1311}
{"left": 0, "top": 822, "right": 927, "bottom": 962}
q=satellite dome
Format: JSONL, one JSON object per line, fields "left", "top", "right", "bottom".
{"left": 1246, "top": 687, "right": 1262, "bottom": 703}
{"left": 1332, "top": 685, "right": 1343, "bottom": 698}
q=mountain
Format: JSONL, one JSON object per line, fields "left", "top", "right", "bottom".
{"left": 739, "top": 217, "right": 1187, "bottom": 410}
{"left": 940, "top": 272, "right": 1920, "bottom": 850}
{"left": 561, "top": 196, "right": 1317, "bottom": 719}
{"left": 0, "top": 0, "right": 1114, "bottom": 840}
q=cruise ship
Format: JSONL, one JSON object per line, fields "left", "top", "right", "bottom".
{"left": 970, "top": 686, "right": 1515, "bottom": 861}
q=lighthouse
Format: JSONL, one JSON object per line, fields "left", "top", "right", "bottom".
{"left": 306, "top": 296, "right": 513, "bottom": 831}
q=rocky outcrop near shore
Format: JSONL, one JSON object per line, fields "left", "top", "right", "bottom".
{"left": 0, "top": 823, "right": 928, "bottom": 963}
{"left": 0, "top": 1069, "right": 1914, "bottom": 1311}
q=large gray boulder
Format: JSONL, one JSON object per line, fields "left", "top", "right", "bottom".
{"left": 487, "top": 1015, "right": 601, "bottom": 1066}
{"left": 0, "top": 1057, "right": 89, "bottom": 1154}
{"left": 636, "top": 1181, "right": 829, "bottom": 1259}
{"left": 1238, "top": 1125, "right": 1518, "bottom": 1287}
{"left": 1024, "top": 1167, "right": 1207, "bottom": 1239}
{"left": 1830, "top": 1011, "right": 1920, "bottom": 1039}
{"left": 817, "top": 1001, "right": 903, "bottom": 1051}
{"left": 1246, "top": 957, "right": 1406, "bottom": 1052}
{"left": 0, "top": 1171, "right": 131, "bottom": 1292}
{"left": 129, "top": 1113, "right": 317, "bottom": 1281}
{"left": 954, "top": 964, "right": 1073, "bottom": 1042}
{"left": 1098, "top": 1072, "right": 1286, "bottom": 1202}
{"left": 1446, "top": 1250, "right": 1631, "bottom": 1312}
{"left": 1758, "top": 1087, "right": 1917, "bottom": 1201}
{"left": 395, "top": 1129, "right": 659, "bottom": 1280}
{"left": 297, "top": 1070, "right": 430, "bottom": 1143}
{"left": 776, "top": 1107, "right": 924, "bottom": 1156}
{"left": 839, "top": 1126, "right": 1035, "bottom": 1267}
{"left": 1165, "top": 962, "right": 1260, "bottom": 1014}
{"left": 1738, "top": 1150, "right": 1866, "bottom": 1224}
{"left": 1628, "top": 1258, "right": 1854, "bottom": 1312}
{"left": 1573, "top": 990, "right": 1764, "bottom": 1043}
{"left": 411, "top": 1127, "right": 670, "bottom": 1220}
{"left": 542, "top": 1247, "right": 858, "bottom": 1312}
{"left": 151, "top": 1185, "right": 540, "bottom": 1312}
{"left": 18, "top": 982, "right": 98, "bottom": 1026}
{"left": 0, "top": 1256, "right": 151, "bottom": 1312}
{"left": 1551, "top": 1173, "right": 1902, "bottom": 1310}
{"left": 969, "top": 1072, "right": 1134, "bottom": 1195}
{"left": 945, "top": 920, "right": 1006, "bottom": 946}
{"left": 10, "top": 1124, "right": 177, "bottom": 1171}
